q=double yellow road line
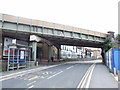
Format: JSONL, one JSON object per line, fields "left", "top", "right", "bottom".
{"left": 0, "top": 73, "right": 27, "bottom": 81}
{"left": 0, "top": 63, "right": 66, "bottom": 82}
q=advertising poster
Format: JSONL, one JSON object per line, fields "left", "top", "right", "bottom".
{"left": 20, "top": 51, "right": 24, "bottom": 59}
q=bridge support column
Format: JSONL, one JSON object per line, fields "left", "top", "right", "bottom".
{"left": 57, "top": 48, "right": 61, "bottom": 60}
{"left": 32, "top": 42, "right": 37, "bottom": 65}
{"left": 54, "top": 44, "right": 61, "bottom": 60}
{"left": 101, "top": 48, "right": 105, "bottom": 63}
{"left": 56, "top": 45, "right": 61, "bottom": 60}
{"left": 48, "top": 45, "right": 52, "bottom": 62}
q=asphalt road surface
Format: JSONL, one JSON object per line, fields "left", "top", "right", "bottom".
{"left": 2, "top": 62, "right": 92, "bottom": 88}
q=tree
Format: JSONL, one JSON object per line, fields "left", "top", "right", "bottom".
{"left": 101, "top": 34, "right": 120, "bottom": 62}
{"left": 116, "top": 34, "right": 120, "bottom": 41}
{"left": 102, "top": 37, "right": 115, "bottom": 52}
{"left": 115, "top": 34, "right": 120, "bottom": 49}
{"left": 101, "top": 37, "right": 115, "bottom": 62}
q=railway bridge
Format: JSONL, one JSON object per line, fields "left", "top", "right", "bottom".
{"left": 0, "top": 14, "right": 108, "bottom": 64}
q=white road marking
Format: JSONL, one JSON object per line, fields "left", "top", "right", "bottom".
{"left": 80, "top": 64, "right": 95, "bottom": 88}
{"left": 28, "top": 85, "right": 34, "bottom": 88}
{"left": 85, "top": 64, "right": 95, "bottom": 88}
{"left": 47, "top": 71, "right": 63, "bottom": 79}
{"left": 77, "top": 63, "right": 95, "bottom": 88}
{"left": 27, "top": 81, "right": 36, "bottom": 86}
{"left": 66, "top": 66, "right": 74, "bottom": 70}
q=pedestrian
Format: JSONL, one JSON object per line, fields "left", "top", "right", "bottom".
{"left": 51, "top": 56, "right": 54, "bottom": 62}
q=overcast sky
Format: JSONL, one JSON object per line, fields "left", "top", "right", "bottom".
{"left": 0, "top": 0, "right": 119, "bottom": 34}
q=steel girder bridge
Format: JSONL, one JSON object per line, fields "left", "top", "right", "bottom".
{"left": 0, "top": 14, "right": 107, "bottom": 48}
{"left": 0, "top": 14, "right": 108, "bottom": 62}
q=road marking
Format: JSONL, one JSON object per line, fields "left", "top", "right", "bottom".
{"left": 0, "top": 73, "right": 27, "bottom": 81}
{"left": 1, "top": 62, "right": 68, "bottom": 81}
{"left": 0, "top": 63, "right": 66, "bottom": 79}
{"left": 85, "top": 64, "right": 95, "bottom": 88}
{"left": 28, "top": 76, "right": 39, "bottom": 81}
{"left": 27, "top": 81, "right": 36, "bottom": 86}
{"left": 23, "top": 75, "right": 35, "bottom": 80}
{"left": 77, "top": 63, "right": 95, "bottom": 89}
{"left": 66, "top": 66, "right": 74, "bottom": 70}
{"left": 0, "top": 69, "right": 35, "bottom": 78}
{"left": 47, "top": 71, "right": 63, "bottom": 79}
{"left": 80, "top": 64, "right": 95, "bottom": 88}
{"left": 40, "top": 76, "right": 45, "bottom": 78}
{"left": 28, "top": 85, "right": 34, "bottom": 88}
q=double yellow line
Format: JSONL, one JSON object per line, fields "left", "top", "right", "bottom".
{"left": 76, "top": 63, "right": 96, "bottom": 89}
{"left": 0, "top": 73, "right": 27, "bottom": 81}
{"left": 0, "top": 63, "right": 65, "bottom": 82}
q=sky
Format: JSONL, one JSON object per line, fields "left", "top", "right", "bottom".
{"left": 0, "top": 0, "right": 119, "bottom": 34}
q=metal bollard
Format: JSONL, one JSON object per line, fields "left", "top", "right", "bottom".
{"left": 118, "top": 71, "right": 120, "bottom": 81}
{"left": 114, "top": 68, "right": 117, "bottom": 76}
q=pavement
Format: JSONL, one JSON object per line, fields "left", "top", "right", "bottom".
{"left": 89, "top": 63, "right": 118, "bottom": 88}
{"left": 0, "top": 60, "right": 118, "bottom": 89}
{"left": 119, "top": 82, "right": 120, "bottom": 90}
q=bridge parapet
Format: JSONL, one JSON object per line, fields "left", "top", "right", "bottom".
{"left": 0, "top": 13, "right": 107, "bottom": 46}
{"left": 0, "top": 13, "right": 107, "bottom": 38}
